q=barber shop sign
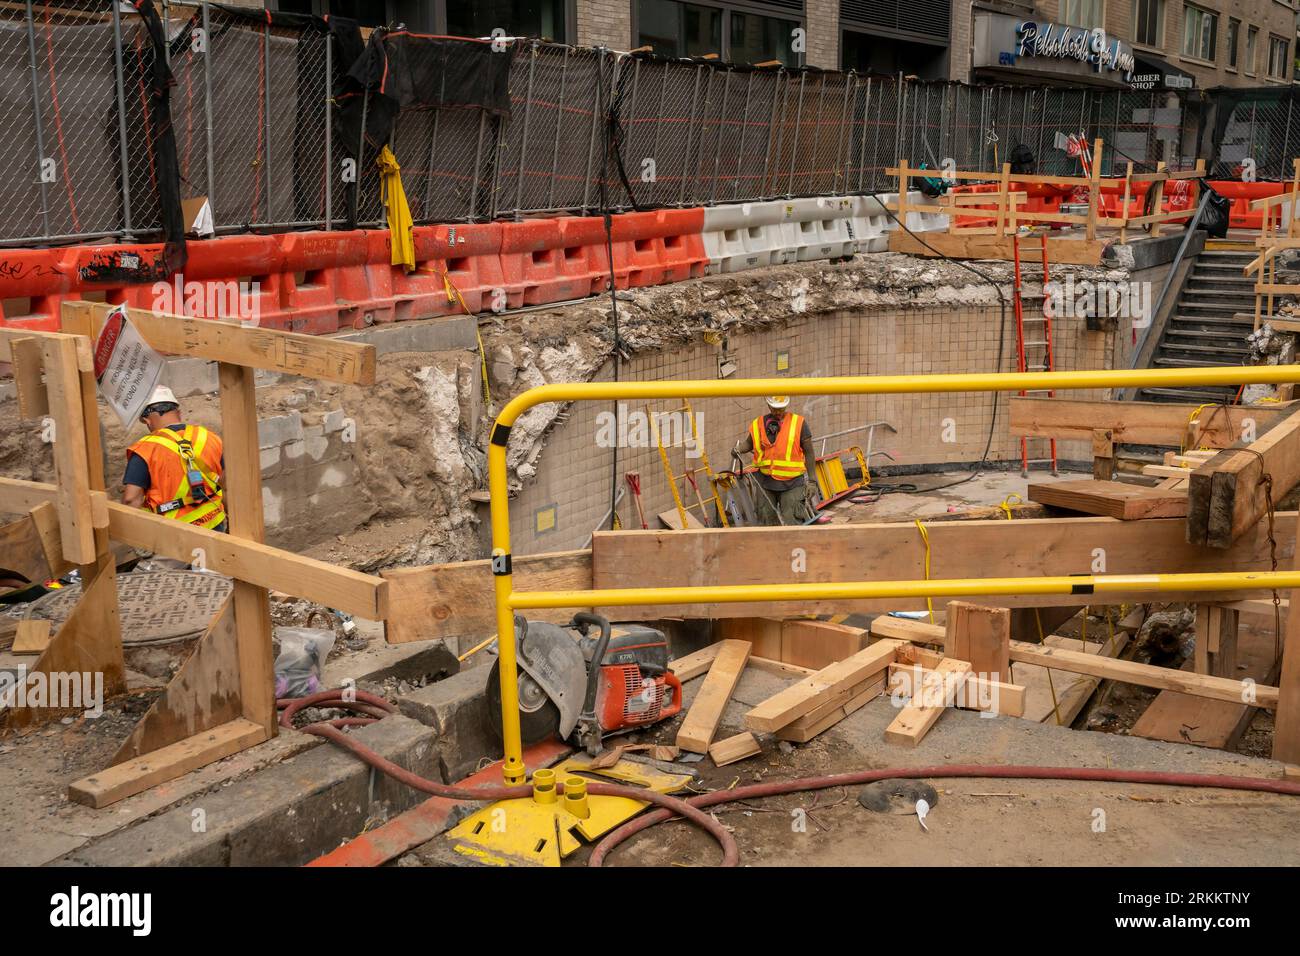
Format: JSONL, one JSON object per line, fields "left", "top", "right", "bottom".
{"left": 1015, "top": 21, "right": 1136, "bottom": 80}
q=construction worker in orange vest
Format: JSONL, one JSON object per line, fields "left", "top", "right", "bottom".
{"left": 122, "top": 386, "right": 227, "bottom": 533}
{"left": 734, "top": 395, "right": 816, "bottom": 526}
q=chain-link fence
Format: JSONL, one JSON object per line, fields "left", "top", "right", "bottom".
{"left": 5, "top": 4, "right": 1300, "bottom": 250}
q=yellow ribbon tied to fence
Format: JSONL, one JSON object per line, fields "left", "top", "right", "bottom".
{"left": 376, "top": 145, "right": 415, "bottom": 273}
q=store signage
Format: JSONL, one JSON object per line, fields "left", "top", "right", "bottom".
{"left": 1014, "top": 21, "right": 1136, "bottom": 80}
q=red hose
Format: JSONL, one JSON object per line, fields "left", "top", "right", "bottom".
{"left": 286, "top": 688, "right": 1299, "bottom": 868}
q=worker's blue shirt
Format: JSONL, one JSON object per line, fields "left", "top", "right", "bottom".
{"left": 123, "top": 423, "right": 225, "bottom": 488}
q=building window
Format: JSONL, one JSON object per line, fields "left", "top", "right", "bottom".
{"left": 1132, "top": 0, "right": 1163, "bottom": 46}
{"left": 1061, "top": 0, "right": 1103, "bottom": 29}
{"left": 1226, "top": 18, "right": 1239, "bottom": 69}
{"left": 1246, "top": 25, "right": 1258, "bottom": 74}
{"left": 636, "top": 1, "right": 800, "bottom": 65}
{"left": 728, "top": 11, "right": 798, "bottom": 65}
{"left": 1181, "top": 4, "right": 1217, "bottom": 62}
{"left": 1268, "top": 34, "right": 1289, "bottom": 79}
{"left": 446, "top": 1, "right": 567, "bottom": 42}
{"left": 637, "top": 0, "right": 723, "bottom": 57}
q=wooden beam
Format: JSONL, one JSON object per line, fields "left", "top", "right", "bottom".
{"left": 708, "top": 731, "right": 761, "bottom": 766}
{"left": 1273, "top": 512, "right": 1300, "bottom": 763}
{"left": 10, "top": 336, "right": 49, "bottom": 419}
{"left": 775, "top": 673, "right": 886, "bottom": 742}
{"left": 884, "top": 658, "right": 972, "bottom": 747}
{"left": 218, "top": 362, "right": 276, "bottom": 736}
{"left": 670, "top": 642, "right": 724, "bottom": 681}
{"left": 718, "top": 617, "right": 783, "bottom": 660}
{"left": 0, "top": 326, "right": 92, "bottom": 371}
{"left": 61, "top": 301, "right": 376, "bottom": 386}
{"left": 12, "top": 620, "right": 51, "bottom": 655}
{"left": 0, "top": 504, "right": 62, "bottom": 583}
{"left": 888, "top": 664, "right": 1026, "bottom": 717}
{"left": 382, "top": 550, "right": 591, "bottom": 644}
{"left": 887, "top": 230, "right": 1104, "bottom": 265}
{"left": 744, "top": 640, "right": 901, "bottom": 733}
{"left": 40, "top": 336, "right": 98, "bottom": 564}
{"left": 676, "top": 639, "right": 751, "bottom": 753}
{"left": 1187, "top": 408, "right": 1300, "bottom": 548}
{"left": 779, "top": 619, "right": 868, "bottom": 670}
{"left": 590, "top": 516, "right": 1291, "bottom": 619}
{"left": 67, "top": 718, "right": 270, "bottom": 808}
{"left": 1028, "top": 478, "right": 1187, "bottom": 520}
{"left": 0, "top": 479, "right": 387, "bottom": 620}
{"left": 1010, "top": 396, "right": 1290, "bottom": 447}
{"left": 944, "top": 601, "right": 1010, "bottom": 682}
{"left": 873, "top": 615, "right": 1274, "bottom": 709}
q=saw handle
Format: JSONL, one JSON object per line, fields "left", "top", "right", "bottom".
{"left": 659, "top": 671, "right": 684, "bottom": 719}
{"left": 572, "top": 612, "right": 613, "bottom": 719}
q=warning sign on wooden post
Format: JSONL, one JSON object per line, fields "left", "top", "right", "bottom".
{"left": 93, "top": 305, "right": 166, "bottom": 427}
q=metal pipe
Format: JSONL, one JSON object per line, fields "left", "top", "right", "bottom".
{"left": 787, "top": 71, "right": 805, "bottom": 197}
{"left": 264, "top": 19, "right": 272, "bottom": 224}
{"left": 511, "top": 570, "right": 1300, "bottom": 612}
{"left": 484, "top": 362, "right": 1300, "bottom": 784}
{"left": 202, "top": 2, "right": 216, "bottom": 224}
{"left": 23, "top": 0, "right": 50, "bottom": 239}
{"left": 678, "top": 64, "right": 702, "bottom": 206}
{"left": 710, "top": 68, "right": 729, "bottom": 205}
{"left": 513, "top": 41, "right": 537, "bottom": 219}
{"left": 323, "top": 28, "right": 332, "bottom": 229}
{"left": 547, "top": 47, "right": 569, "bottom": 211}
{"left": 469, "top": 111, "right": 486, "bottom": 220}
{"left": 110, "top": 1, "right": 135, "bottom": 237}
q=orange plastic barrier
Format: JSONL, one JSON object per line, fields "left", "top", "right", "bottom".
{"left": 1207, "top": 180, "right": 1286, "bottom": 229}
{"left": 499, "top": 217, "right": 609, "bottom": 307}
{"left": 609, "top": 209, "right": 707, "bottom": 288}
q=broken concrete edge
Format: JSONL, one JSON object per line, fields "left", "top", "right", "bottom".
{"left": 50, "top": 668, "right": 489, "bottom": 867}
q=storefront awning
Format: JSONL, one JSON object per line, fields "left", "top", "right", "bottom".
{"left": 1129, "top": 52, "right": 1196, "bottom": 90}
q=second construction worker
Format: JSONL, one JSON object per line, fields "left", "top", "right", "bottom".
{"left": 735, "top": 395, "right": 816, "bottom": 525}
{"left": 121, "top": 386, "right": 227, "bottom": 533}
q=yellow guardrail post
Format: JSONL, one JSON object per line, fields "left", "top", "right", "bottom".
{"left": 486, "top": 364, "right": 1300, "bottom": 783}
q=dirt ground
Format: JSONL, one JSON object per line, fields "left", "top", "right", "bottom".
{"left": 583, "top": 667, "right": 1300, "bottom": 868}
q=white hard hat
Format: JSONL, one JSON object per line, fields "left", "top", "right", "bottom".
{"left": 145, "top": 385, "right": 178, "bottom": 407}
{"left": 766, "top": 395, "right": 790, "bottom": 409}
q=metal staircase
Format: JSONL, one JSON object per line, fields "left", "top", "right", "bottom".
{"left": 1136, "top": 246, "right": 1255, "bottom": 404}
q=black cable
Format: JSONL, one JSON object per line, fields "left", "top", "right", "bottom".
{"left": 869, "top": 190, "right": 1011, "bottom": 493}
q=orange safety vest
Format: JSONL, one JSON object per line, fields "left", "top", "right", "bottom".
{"left": 126, "top": 425, "right": 226, "bottom": 530}
{"left": 750, "top": 413, "right": 807, "bottom": 480}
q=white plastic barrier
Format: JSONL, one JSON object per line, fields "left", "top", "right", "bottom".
{"left": 847, "top": 195, "right": 889, "bottom": 253}
{"left": 880, "top": 191, "right": 949, "bottom": 233}
{"left": 781, "top": 196, "right": 856, "bottom": 262}
{"left": 701, "top": 201, "right": 785, "bottom": 274}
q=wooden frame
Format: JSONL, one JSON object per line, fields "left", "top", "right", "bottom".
{"left": 1246, "top": 159, "right": 1300, "bottom": 331}
{"left": 0, "top": 303, "right": 387, "bottom": 808}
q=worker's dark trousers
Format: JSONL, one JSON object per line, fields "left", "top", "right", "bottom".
{"left": 755, "top": 484, "right": 808, "bottom": 526}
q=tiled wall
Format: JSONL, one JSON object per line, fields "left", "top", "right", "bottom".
{"left": 510, "top": 303, "right": 1127, "bottom": 554}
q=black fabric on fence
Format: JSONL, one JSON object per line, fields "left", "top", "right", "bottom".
{"left": 128, "top": 0, "right": 186, "bottom": 277}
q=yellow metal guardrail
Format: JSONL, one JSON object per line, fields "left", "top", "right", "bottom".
{"left": 486, "top": 365, "right": 1300, "bottom": 784}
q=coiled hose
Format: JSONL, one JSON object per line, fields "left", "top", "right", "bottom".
{"left": 282, "top": 688, "right": 1300, "bottom": 867}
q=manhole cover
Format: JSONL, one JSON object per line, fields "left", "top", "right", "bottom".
{"left": 17, "top": 570, "right": 232, "bottom": 645}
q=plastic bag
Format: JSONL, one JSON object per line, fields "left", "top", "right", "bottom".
{"left": 1200, "top": 185, "right": 1231, "bottom": 238}
{"left": 273, "top": 627, "right": 336, "bottom": 699}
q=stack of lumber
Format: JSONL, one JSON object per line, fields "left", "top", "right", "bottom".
{"left": 1027, "top": 478, "right": 1187, "bottom": 520}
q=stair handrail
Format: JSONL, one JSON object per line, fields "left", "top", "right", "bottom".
{"left": 1120, "top": 189, "right": 1212, "bottom": 400}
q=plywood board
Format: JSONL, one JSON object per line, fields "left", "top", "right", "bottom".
{"left": 1028, "top": 479, "right": 1187, "bottom": 520}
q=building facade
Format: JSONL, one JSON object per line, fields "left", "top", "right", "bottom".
{"left": 270, "top": 1, "right": 1297, "bottom": 86}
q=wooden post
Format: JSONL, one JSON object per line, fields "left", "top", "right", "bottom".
{"left": 1149, "top": 160, "right": 1167, "bottom": 239}
{"left": 896, "top": 160, "right": 910, "bottom": 229}
{"left": 1194, "top": 604, "right": 1239, "bottom": 677}
{"left": 217, "top": 363, "right": 277, "bottom": 736}
{"left": 1086, "top": 138, "right": 1103, "bottom": 241}
{"left": 1092, "top": 428, "right": 1115, "bottom": 480}
{"left": 943, "top": 601, "right": 1011, "bottom": 683}
{"left": 1120, "top": 161, "right": 1133, "bottom": 244}
{"left": 1273, "top": 513, "right": 1300, "bottom": 763}
{"left": 996, "top": 162, "right": 1011, "bottom": 237}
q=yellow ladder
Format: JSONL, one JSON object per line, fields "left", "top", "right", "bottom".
{"left": 647, "top": 399, "right": 729, "bottom": 529}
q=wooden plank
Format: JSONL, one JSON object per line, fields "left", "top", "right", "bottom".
{"left": 888, "top": 664, "right": 1026, "bottom": 717}
{"left": 218, "top": 362, "right": 276, "bottom": 736}
{"left": 676, "top": 639, "right": 750, "bottom": 753}
{"left": 62, "top": 301, "right": 376, "bottom": 386}
{"left": 1009, "top": 396, "right": 1288, "bottom": 447}
{"left": 775, "top": 675, "right": 886, "bottom": 742}
{"left": 10, "top": 336, "right": 48, "bottom": 419}
{"left": 1133, "top": 621, "right": 1279, "bottom": 750}
{"left": 943, "top": 601, "right": 1010, "bottom": 681}
{"left": 0, "top": 327, "right": 92, "bottom": 371}
{"left": 708, "top": 731, "right": 761, "bottom": 767}
{"left": 1017, "top": 632, "right": 1131, "bottom": 725}
{"left": 382, "top": 550, "right": 590, "bottom": 643}
{"left": 591, "top": 516, "right": 1293, "bottom": 619}
{"left": 112, "top": 598, "right": 243, "bottom": 763}
{"left": 12, "top": 620, "right": 51, "bottom": 655}
{"left": 780, "top": 619, "right": 867, "bottom": 670}
{"left": 67, "top": 718, "right": 271, "bottom": 808}
{"left": 747, "top": 655, "right": 817, "bottom": 679}
{"left": 657, "top": 508, "right": 704, "bottom": 530}
{"left": 669, "top": 642, "right": 724, "bottom": 681}
{"left": 0, "top": 507, "right": 58, "bottom": 584}
{"left": 40, "top": 336, "right": 97, "bottom": 564}
{"left": 1273, "top": 512, "right": 1300, "bottom": 763}
{"left": 1027, "top": 478, "right": 1187, "bottom": 520}
{"left": 744, "top": 640, "right": 901, "bottom": 733}
{"left": 884, "top": 658, "right": 972, "bottom": 747}
{"left": 887, "top": 229, "right": 1104, "bottom": 265}
{"left": 27, "top": 501, "right": 68, "bottom": 579}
